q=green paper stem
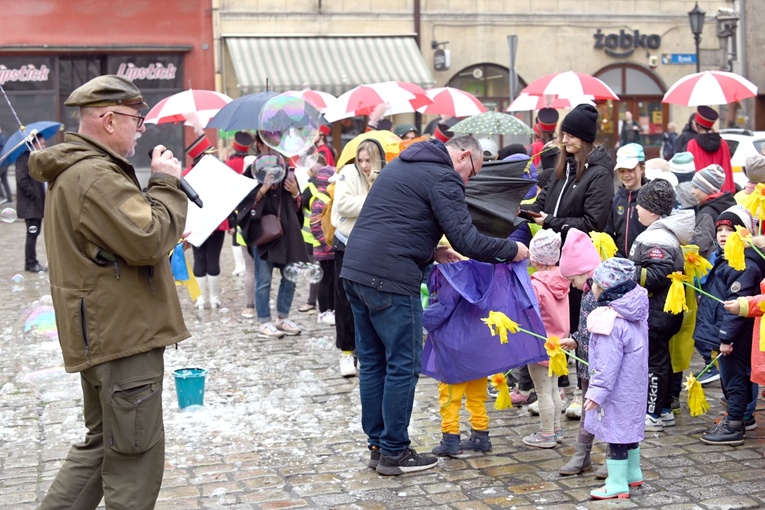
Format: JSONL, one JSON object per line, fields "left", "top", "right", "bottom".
{"left": 695, "top": 352, "right": 723, "bottom": 379}
{"left": 515, "top": 326, "right": 590, "bottom": 366}
{"left": 682, "top": 280, "right": 724, "bottom": 304}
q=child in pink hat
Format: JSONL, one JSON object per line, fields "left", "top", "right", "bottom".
{"left": 558, "top": 228, "right": 609, "bottom": 478}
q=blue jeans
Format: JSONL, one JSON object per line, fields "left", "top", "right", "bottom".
{"left": 343, "top": 279, "right": 423, "bottom": 457}
{"left": 250, "top": 245, "right": 296, "bottom": 322}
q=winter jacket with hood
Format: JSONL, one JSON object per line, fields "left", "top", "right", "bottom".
{"left": 530, "top": 267, "right": 571, "bottom": 339}
{"left": 629, "top": 209, "right": 695, "bottom": 340}
{"left": 584, "top": 284, "right": 649, "bottom": 444}
{"left": 687, "top": 134, "right": 734, "bottom": 193}
{"left": 695, "top": 246, "right": 765, "bottom": 352}
{"left": 693, "top": 191, "right": 737, "bottom": 259}
{"left": 606, "top": 182, "right": 647, "bottom": 258}
{"left": 28, "top": 132, "right": 190, "bottom": 373}
{"left": 341, "top": 139, "right": 519, "bottom": 297}
{"left": 525, "top": 145, "right": 615, "bottom": 239}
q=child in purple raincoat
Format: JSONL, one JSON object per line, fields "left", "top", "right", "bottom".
{"left": 583, "top": 257, "right": 649, "bottom": 500}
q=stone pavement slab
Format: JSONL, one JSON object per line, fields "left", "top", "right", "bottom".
{"left": 0, "top": 218, "right": 763, "bottom": 509}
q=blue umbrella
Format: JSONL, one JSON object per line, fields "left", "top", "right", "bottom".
{"left": 205, "top": 91, "right": 277, "bottom": 131}
{"left": 0, "top": 121, "right": 62, "bottom": 165}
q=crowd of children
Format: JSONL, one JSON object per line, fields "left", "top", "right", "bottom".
{"left": 420, "top": 104, "right": 765, "bottom": 500}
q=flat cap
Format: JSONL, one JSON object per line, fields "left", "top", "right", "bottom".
{"left": 65, "top": 75, "right": 148, "bottom": 109}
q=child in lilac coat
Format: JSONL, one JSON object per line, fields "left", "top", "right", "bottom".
{"left": 584, "top": 257, "right": 649, "bottom": 500}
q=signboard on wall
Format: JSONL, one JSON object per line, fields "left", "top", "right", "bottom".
{"left": 108, "top": 54, "right": 183, "bottom": 89}
{"left": 661, "top": 53, "right": 697, "bottom": 65}
{"left": 0, "top": 57, "right": 55, "bottom": 91}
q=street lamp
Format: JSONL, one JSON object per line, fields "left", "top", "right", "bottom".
{"left": 688, "top": 2, "right": 706, "bottom": 73}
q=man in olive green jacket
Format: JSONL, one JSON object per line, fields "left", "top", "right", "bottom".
{"left": 30, "top": 75, "right": 190, "bottom": 510}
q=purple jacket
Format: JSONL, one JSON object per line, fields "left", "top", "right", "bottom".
{"left": 583, "top": 285, "right": 649, "bottom": 444}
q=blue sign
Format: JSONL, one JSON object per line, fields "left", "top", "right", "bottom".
{"left": 661, "top": 53, "right": 697, "bottom": 65}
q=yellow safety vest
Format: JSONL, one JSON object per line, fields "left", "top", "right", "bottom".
{"left": 302, "top": 182, "right": 329, "bottom": 247}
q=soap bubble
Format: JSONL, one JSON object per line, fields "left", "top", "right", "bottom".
{"left": 10, "top": 274, "right": 25, "bottom": 292}
{"left": 1, "top": 208, "right": 17, "bottom": 223}
{"left": 258, "top": 93, "right": 321, "bottom": 157}
{"left": 253, "top": 153, "right": 287, "bottom": 185}
{"left": 283, "top": 264, "right": 301, "bottom": 283}
{"left": 293, "top": 148, "right": 319, "bottom": 170}
{"left": 219, "top": 308, "right": 231, "bottom": 324}
{"left": 307, "top": 263, "right": 323, "bottom": 284}
{"left": 17, "top": 302, "right": 58, "bottom": 340}
{"left": 283, "top": 262, "right": 323, "bottom": 284}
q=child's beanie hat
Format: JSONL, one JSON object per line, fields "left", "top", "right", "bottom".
{"left": 593, "top": 258, "right": 636, "bottom": 291}
{"left": 715, "top": 205, "right": 753, "bottom": 232}
{"left": 559, "top": 228, "right": 601, "bottom": 277}
{"left": 529, "top": 229, "right": 562, "bottom": 266}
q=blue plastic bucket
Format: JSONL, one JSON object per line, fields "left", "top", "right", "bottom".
{"left": 173, "top": 368, "right": 207, "bottom": 410}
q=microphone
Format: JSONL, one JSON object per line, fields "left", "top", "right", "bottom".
{"left": 148, "top": 148, "right": 203, "bottom": 208}
{"left": 180, "top": 178, "right": 203, "bottom": 208}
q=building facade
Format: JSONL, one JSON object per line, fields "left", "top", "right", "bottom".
{"left": 0, "top": 0, "right": 215, "bottom": 169}
{"left": 217, "top": 0, "right": 755, "bottom": 157}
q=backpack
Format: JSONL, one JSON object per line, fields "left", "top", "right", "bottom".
{"left": 320, "top": 182, "right": 336, "bottom": 247}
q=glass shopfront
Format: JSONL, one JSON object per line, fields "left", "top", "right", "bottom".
{"left": 0, "top": 53, "right": 184, "bottom": 175}
{"left": 595, "top": 64, "right": 667, "bottom": 159}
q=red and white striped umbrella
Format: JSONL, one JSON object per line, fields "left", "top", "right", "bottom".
{"left": 144, "top": 89, "right": 232, "bottom": 128}
{"left": 506, "top": 93, "right": 594, "bottom": 112}
{"left": 419, "top": 87, "right": 486, "bottom": 117}
{"left": 662, "top": 71, "right": 758, "bottom": 106}
{"left": 323, "top": 81, "right": 432, "bottom": 122}
{"left": 285, "top": 89, "right": 337, "bottom": 113}
{"left": 521, "top": 71, "right": 619, "bottom": 101}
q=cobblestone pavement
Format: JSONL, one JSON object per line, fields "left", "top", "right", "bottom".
{"left": 0, "top": 217, "right": 764, "bottom": 510}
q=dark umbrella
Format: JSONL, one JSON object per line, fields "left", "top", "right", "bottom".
{"left": 205, "top": 91, "right": 278, "bottom": 131}
{"left": 0, "top": 121, "right": 62, "bottom": 165}
{"left": 465, "top": 158, "right": 536, "bottom": 238}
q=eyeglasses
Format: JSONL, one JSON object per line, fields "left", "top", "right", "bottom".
{"left": 100, "top": 111, "right": 145, "bottom": 128}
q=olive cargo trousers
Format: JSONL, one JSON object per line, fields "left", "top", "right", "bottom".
{"left": 39, "top": 348, "right": 166, "bottom": 510}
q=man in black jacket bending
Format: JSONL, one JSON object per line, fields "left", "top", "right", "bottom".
{"left": 341, "top": 135, "right": 528, "bottom": 476}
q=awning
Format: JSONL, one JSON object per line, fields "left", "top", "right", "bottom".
{"left": 225, "top": 35, "right": 435, "bottom": 96}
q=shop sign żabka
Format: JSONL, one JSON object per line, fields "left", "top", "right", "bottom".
{"left": 593, "top": 29, "right": 661, "bottom": 58}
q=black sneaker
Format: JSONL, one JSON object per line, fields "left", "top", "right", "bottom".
{"left": 367, "top": 446, "right": 380, "bottom": 469}
{"left": 744, "top": 415, "right": 757, "bottom": 431}
{"left": 700, "top": 418, "right": 744, "bottom": 446}
{"left": 375, "top": 448, "right": 438, "bottom": 476}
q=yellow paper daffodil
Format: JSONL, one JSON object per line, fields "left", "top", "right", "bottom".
{"left": 683, "top": 372, "right": 710, "bottom": 417}
{"left": 589, "top": 231, "right": 618, "bottom": 262}
{"left": 742, "top": 182, "right": 765, "bottom": 220}
{"left": 543, "top": 335, "right": 569, "bottom": 377}
{"left": 490, "top": 373, "right": 512, "bottom": 410}
{"left": 481, "top": 311, "right": 519, "bottom": 344}
{"left": 682, "top": 245, "right": 712, "bottom": 283}
{"left": 723, "top": 226, "right": 749, "bottom": 271}
{"left": 664, "top": 272, "right": 689, "bottom": 314}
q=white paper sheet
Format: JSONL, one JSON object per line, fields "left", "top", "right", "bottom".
{"left": 183, "top": 155, "right": 258, "bottom": 247}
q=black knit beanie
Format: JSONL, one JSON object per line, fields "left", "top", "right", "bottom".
{"left": 637, "top": 178, "right": 676, "bottom": 217}
{"left": 560, "top": 104, "right": 599, "bottom": 143}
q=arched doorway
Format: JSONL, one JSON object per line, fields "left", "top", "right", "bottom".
{"left": 446, "top": 63, "right": 528, "bottom": 147}
{"left": 594, "top": 64, "right": 667, "bottom": 159}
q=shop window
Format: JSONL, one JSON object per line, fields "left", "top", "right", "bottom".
{"left": 595, "top": 64, "right": 666, "bottom": 158}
